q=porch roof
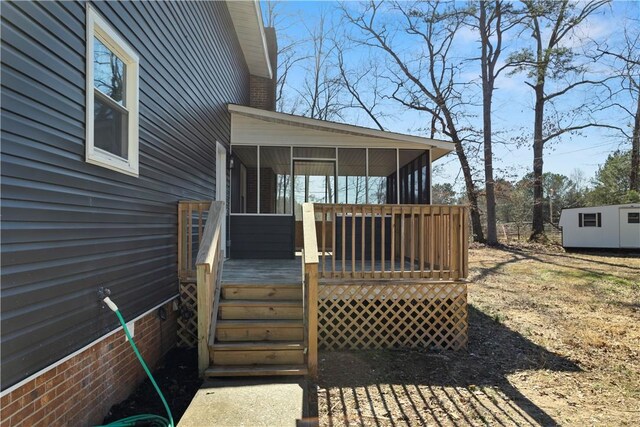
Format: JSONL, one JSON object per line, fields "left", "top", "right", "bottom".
{"left": 228, "top": 104, "right": 455, "bottom": 161}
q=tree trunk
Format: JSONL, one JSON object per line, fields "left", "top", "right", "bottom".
{"left": 630, "top": 92, "right": 640, "bottom": 192}
{"left": 483, "top": 99, "right": 497, "bottom": 245}
{"left": 480, "top": 2, "right": 497, "bottom": 245}
{"left": 467, "top": 185, "right": 485, "bottom": 244}
{"left": 531, "top": 85, "right": 546, "bottom": 241}
{"left": 454, "top": 139, "right": 485, "bottom": 243}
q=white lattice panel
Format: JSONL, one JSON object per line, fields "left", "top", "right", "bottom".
{"left": 177, "top": 281, "right": 197, "bottom": 348}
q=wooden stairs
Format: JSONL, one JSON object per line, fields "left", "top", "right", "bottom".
{"left": 204, "top": 281, "right": 309, "bottom": 378}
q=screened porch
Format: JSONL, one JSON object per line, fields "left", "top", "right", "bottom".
{"left": 225, "top": 104, "right": 464, "bottom": 276}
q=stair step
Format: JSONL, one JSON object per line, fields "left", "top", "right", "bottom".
{"left": 222, "top": 283, "right": 302, "bottom": 301}
{"left": 217, "top": 320, "right": 303, "bottom": 328}
{"left": 218, "top": 300, "right": 303, "bottom": 320}
{"left": 212, "top": 341, "right": 304, "bottom": 351}
{"left": 204, "top": 365, "right": 308, "bottom": 377}
{"left": 210, "top": 342, "right": 305, "bottom": 366}
{"left": 221, "top": 282, "right": 301, "bottom": 287}
{"left": 216, "top": 320, "right": 304, "bottom": 342}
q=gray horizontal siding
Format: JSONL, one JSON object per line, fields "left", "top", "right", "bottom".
{"left": 1, "top": 0, "right": 250, "bottom": 389}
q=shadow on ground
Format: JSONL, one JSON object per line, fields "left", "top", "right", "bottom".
{"left": 312, "top": 306, "right": 581, "bottom": 426}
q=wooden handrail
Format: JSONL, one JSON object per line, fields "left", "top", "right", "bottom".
{"left": 195, "top": 202, "right": 224, "bottom": 266}
{"left": 192, "top": 201, "right": 225, "bottom": 376}
{"left": 313, "top": 204, "right": 469, "bottom": 281}
{"left": 301, "top": 203, "right": 319, "bottom": 379}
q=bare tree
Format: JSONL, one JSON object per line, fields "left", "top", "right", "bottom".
{"left": 341, "top": 0, "right": 486, "bottom": 242}
{"left": 594, "top": 13, "right": 640, "bottom": 192}
{"left": 275, "top": 42, "right": 307, "bottom": 114}
{"left": 466, "top": 0, "right": 523, "bottom": 245}
{"left": 263, "top": 1, "right": 308, "bottom": 114}
{"left": 296, "top": 9, "right": 344, "bottom": 120}
{"left": 335, "top": 41, "right": 388, "bottom": 130}
{"left": 507, "top": 0, "right": 613, "bottom": 241}
{"left": 265, "top": 3, "right": 347, "bottom": 119}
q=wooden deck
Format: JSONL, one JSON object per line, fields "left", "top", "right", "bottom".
{"left": 222, "top": 256, "right": 436, "bottom": 285}
{"left": 222, "top": 259, "right": 301, "bottom": 284}
{"left": 179, "top": 201, "right": 469, "bottom": 379}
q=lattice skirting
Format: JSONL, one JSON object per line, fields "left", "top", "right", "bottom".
{"left": 318, "top": 282, "right": 468, "bottom": 351}
{"left": 177, "top": 281, "right": 197, "bottom": 348}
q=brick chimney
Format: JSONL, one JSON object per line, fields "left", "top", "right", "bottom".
{"left": 249, "top": 27, "right": 278, "bottom": 111}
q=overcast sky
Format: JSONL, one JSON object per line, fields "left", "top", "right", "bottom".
{"left": 265, "top": 0, "right": 639, "bottom": 189}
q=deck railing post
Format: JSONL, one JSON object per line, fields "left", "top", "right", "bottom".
{"left": 463, "top": 206, "right": 469, "bottom": 278}
{"left": 196, "top": 263, "right": 211, "bottom": 375}
{"left": 451, "top": 207, "right": 459, "bottom": 280}
{"left": 178, "top": 203, "right": 184, "bottom": 280}
{"left": 305, "top": 262, "right": 318, "bottom": 379}
{"left": 301, "top": 202, "right": 319, "bottom": 379}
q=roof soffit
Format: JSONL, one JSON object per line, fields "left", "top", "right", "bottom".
{"left": 227, "top": 1, "right": 272, "bottom": 79}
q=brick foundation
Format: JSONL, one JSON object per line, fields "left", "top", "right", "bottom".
{"left": 0, "top": 300, "right": 177, "bottom": 426}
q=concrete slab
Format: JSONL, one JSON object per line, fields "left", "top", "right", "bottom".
{"left": 178, "top": 377, "right": 313, "bottom": 427}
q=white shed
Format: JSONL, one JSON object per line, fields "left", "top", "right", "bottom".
{"left": 559, "top": 204, "right": 640, "bottom": 249}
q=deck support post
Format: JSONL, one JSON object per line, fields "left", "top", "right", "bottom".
{"left": 302, "top": 203, "right": 319, "bottom": 380}
{"left": 305, "top": 263, "right": 318, "bottom": 379}
{"left": 196, "top": 263, "right": 211, "bottom": 375}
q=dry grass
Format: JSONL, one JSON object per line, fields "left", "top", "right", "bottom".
{"left": 316, "top": 246, "right": 640, "bottom": 426}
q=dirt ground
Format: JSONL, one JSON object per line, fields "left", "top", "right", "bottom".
{"left": 317, "top": 246, "right": 640, "bottom": 426}
{"left": 102, "top": 348, "right": 201, "bottom": 424}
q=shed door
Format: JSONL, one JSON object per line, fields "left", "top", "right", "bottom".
{"left": 619, "top": 208, "right": 640, "bottom": 248}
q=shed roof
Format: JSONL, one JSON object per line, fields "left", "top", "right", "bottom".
{"left": 561, "top": 203, "right": 640, "bottom": 211}
{"left": 228, "top": 104, "right": 455, "bottom": 161}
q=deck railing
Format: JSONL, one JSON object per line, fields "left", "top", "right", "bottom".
{"left": 301, "top": 203, "right": 470, "bottom": 357}
{"left": 301, "top": 203, "right": 319, "bottom": 379}
{"left": 314, "top": 204, "right": 469, "bottom": 280}
{"left": 178, "top": 201, "right": 225, "bottom": 375}
{"left": 178, "top": 200, "right": 212, "bottom": 280}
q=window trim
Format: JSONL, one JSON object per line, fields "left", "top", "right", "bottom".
{"left": 579, "top": 212, "right": 601, "bottom": 227}
{"left": 85, "top": 5, "right": 140, "bottom": 177}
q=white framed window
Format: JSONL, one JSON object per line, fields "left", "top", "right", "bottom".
{"left": 85, "top": 5, "right": 139, "bottom": 176}
{"left": 579, "top": 212, "right": 601, "bottom": 227}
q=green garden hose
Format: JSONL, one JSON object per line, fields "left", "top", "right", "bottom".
{"left": 97, "top": 297, "right": 175, "bottom": 427}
